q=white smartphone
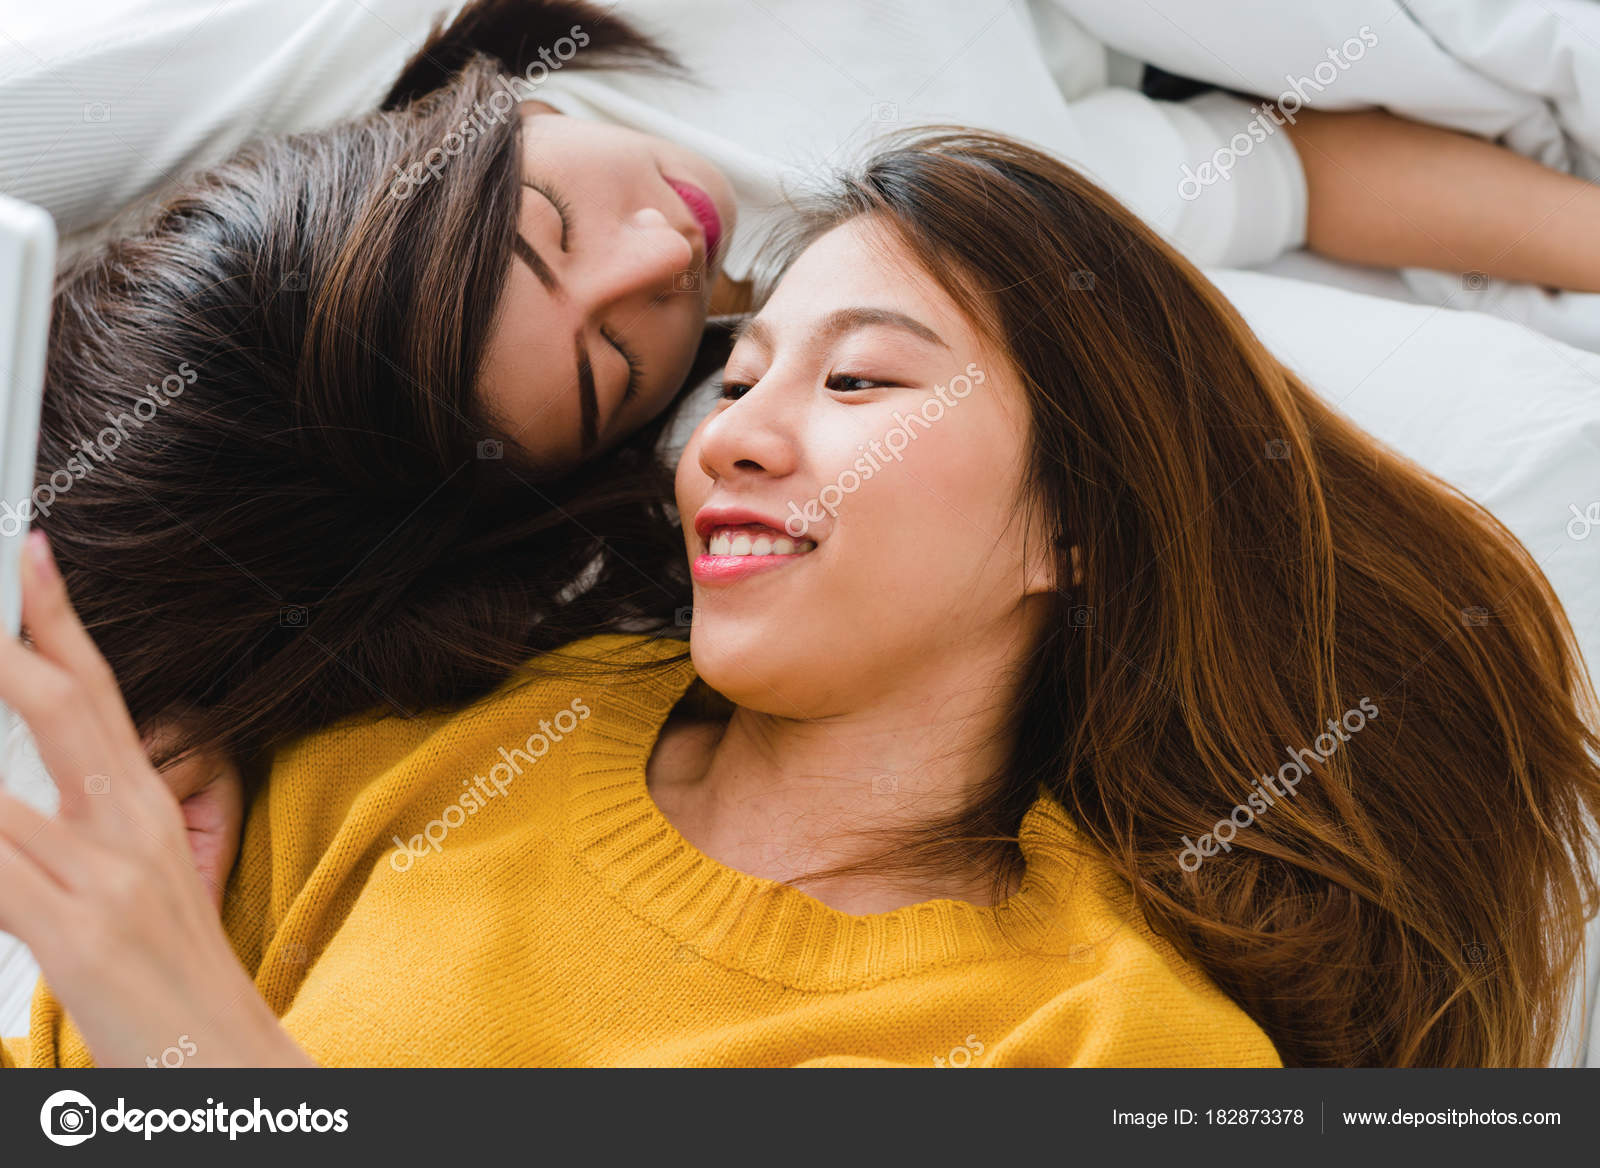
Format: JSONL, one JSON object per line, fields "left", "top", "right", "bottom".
{"left": 0, "top": 194, "right": 55, "bottom": 636}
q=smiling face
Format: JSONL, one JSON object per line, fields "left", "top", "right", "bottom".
{"left": 478, "top": 107, "right": 738, "bottom": 471}
{"left": 675, "top": 216, "right": 1056, "bottom": 715}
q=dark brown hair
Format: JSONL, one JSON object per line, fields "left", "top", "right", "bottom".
{"left": 36, "top": 0, "right": 694, "bottom": 760}
{"left": 761, "top": 130, "right": 1600, "bottom": 1067}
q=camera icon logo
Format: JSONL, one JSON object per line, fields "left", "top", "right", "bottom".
{"left": 278, "top": 940, "right": 312, "bottom": 967}
{"left": 1461, "top": 271, "right": 1489, "bottom": 292}
{"left": 870, "top": 100, "right": 899, "bottom": 122}
{"left": 40, "top": 1089, "right": 97, "bottom": 1146}
{"left": 1067, "top": 269, "right": 1095, "bottom": 291}
{"left": 674, "top": 606, "right": 694, "bottom": 628}
{"left": 1460, "top": 606, "right": 1490, "bottom": 627}
{"left": 84, "top": 773, "right": 111, "bottom": 796}
{"left": 279, "top": 604, "right": 309, "bottom": 627}
{"left": 1067, "top": 605, "right": 1096, "bottom": 628}
{"left": 82, "top": 102, "right": 110, "bottom": 123}
{"left": 1264, "top": 438, "right": 1291, "bottom": 460}
{"left": 674, "top": 270, "right": 701, "bottom": 292}
{"left": 870, "top": 774, "right": 898, "bottom": 796}
{"left": 477, "top": 438, "right": 504, "bottom": 460}
{"left": 279, "top": 271, "right": 308, "bottom": 293}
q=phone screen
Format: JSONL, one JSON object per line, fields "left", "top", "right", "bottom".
{"left": 0, "top": 194, "right": 54, "bottom": 637}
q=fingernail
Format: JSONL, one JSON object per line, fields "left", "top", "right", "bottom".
{"left": 26, "top": 531, "right": 57, "bottom": 582}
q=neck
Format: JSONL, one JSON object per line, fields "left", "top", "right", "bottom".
{"left": 656, "top": 628, "right": 1036, "bottom": 914}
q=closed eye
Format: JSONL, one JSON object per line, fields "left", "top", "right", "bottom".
{"left": 524, "top": 180, "right": 572, "bottom": 251}
{"left": 603, "top": 327, "right": 643, "bottom": 403}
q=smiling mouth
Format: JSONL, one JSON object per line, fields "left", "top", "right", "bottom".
{"left": 692, "top": 523, "right": 817, "bottom": 583}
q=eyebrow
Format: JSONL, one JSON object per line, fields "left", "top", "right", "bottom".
{"left": 732, "top": 306, "right": 949, "bottom": 353}
{"left": 511, "top": 233, "right": 559, "bottom": 294}
{"left": 574, "top": 331, "right": 599, "bottom": 451}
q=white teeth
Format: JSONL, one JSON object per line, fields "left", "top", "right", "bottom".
{"left": 706, "top": 527, "right": 816, "bottom": 557}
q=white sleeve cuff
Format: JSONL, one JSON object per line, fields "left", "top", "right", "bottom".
{"left": 1162, "top": 90, "right": 1309, "bottom": 268}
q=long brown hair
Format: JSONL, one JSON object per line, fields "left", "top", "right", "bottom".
{"left": 760, "top": 130, "right": 1600, "bottom": 1066}
{"left": 35, "top": 1, "right": 697, "bottom": 761}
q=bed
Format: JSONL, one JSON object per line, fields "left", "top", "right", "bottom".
{"left": 1, "top": 0, "right": 1597, "bottom": 1065}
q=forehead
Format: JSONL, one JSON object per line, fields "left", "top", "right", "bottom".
{"left": 757, "top": 217, "right": 973, "bottom": 342}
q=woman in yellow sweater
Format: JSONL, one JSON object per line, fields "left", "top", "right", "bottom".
{"left": 2, "top": 131, "right": 1598, "bottom": 1068}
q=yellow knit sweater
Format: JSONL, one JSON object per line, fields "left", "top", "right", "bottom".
{"left": 4, "top": 635, "right": 1279, "bottom": 1068}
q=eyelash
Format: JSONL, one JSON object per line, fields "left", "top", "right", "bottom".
{"left": 529, "top": 180, "right": 573, "bottom": 250}
{"left": 604, "top": 327, "right": 644, "bottom": 402}
{"left": 719, "top": 372, "right": 887, "bottom": 400}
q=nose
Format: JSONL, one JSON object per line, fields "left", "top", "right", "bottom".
{"left": 695, "top": 376, "right": 801, "bottom": 485}
{"left": 590, "top": 206, "right": 695, "bottom": 308}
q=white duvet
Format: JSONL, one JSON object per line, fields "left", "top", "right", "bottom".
{"left": 1062, "top": 0, "right": 1600, "bottom": 351}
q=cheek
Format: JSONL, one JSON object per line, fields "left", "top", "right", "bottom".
{"left": 837, "top": 403, "right": 1022, "bottom": 546}
{"left": 674, "top": 432, "right": 711, "bottom": 521}
{"left": 821, "top": 404, "right": 1033, "bottom": 632}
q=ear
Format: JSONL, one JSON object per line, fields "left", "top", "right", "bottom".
{"left": 1026, "top": 531, "right": 1085, "bottom": 598}
{"left": 1023, "top": 529, "right": 1062, "bottom": 598}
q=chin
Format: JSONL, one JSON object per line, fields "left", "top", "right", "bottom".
{"left": 687, "top": 614, "right": 816, "bottom": 715}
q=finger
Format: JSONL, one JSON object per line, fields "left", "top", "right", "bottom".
{"left": 0, "top": 818, "right": 69, "bottom": 942}
{"left": 0, "top": 540, "right": 169, "bottom": 825}
{"left": 0, "top": 633, "right": 101, "bottom": 777}
{"left": 17, "top": 533, "right": 140, "bottom": 750}
{"left": 0, "top": 787, "right": 88, "bottom": 889}
{"left": 0, "top": 634, "right": 115, "bottom": 802}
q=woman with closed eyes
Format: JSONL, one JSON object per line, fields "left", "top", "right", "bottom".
{"left": 4, "top": 130, "right": 1597, "bottom": 1068}
{"left": 32, "top": 9, "right": 736, "bottom": 771}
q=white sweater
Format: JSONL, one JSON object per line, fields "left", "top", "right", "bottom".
{"left": 0, "top": 0, "right": 1306, "bottom": 273}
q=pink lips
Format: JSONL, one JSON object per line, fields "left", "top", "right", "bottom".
{"left": 666, "top": 177, "right": 723, "bottom": 264}
{"left": 692, "top": 553, "right": 803, "bottom": 583}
